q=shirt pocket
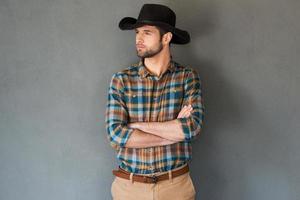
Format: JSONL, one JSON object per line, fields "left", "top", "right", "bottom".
{"left": 159, "top": 86, "right": 184, "bottom": 120}
{"left": 170, "top": 87, "right": 184, "bottom": 109}
{"left": 124, "top": 91, "right": 144, "bottom": 122}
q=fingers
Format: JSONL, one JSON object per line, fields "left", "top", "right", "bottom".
{"left": 180, "top": 105, "right": 190, "bottom": 117}
{"left": 183, "top": 105, "right": 193, "bottom": 117}
{"left": 177, "top": 105, "right": 193, "bottom": 118}
{"left": 181, "top": 106, "right": 192, "bottom": 118}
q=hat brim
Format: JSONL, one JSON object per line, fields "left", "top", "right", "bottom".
{"left": 119, "top": 17, "right": 190, "bottom": 45}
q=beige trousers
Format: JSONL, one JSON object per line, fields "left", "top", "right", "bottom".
{"left": 111, "top": 172, "right": 196, "bottom": 200}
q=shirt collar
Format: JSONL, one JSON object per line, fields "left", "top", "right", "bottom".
{"left": 137, "top": 58, "right": 176, "bottom": 78}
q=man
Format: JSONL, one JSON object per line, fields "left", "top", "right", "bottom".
{"left": 105, "top": 4, "right": 204, "bottom": 200}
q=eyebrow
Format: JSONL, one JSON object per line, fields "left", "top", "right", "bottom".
{"left": 135, "top": 29, "right": 153, "bottom": 33}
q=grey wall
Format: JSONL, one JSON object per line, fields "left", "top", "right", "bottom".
{"left": 1, "top": 0, "right": 299, "bottom": 199}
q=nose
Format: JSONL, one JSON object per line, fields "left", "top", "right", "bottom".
{"left": 136, "top": 32, "right": 143, "bottom": 44}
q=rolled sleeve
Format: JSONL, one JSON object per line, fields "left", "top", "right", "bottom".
{"left": 178, "top": 69, "right": 204, "bottom": 141}
{"left": 105, "top": 73, "right": 133, "bottom": 150}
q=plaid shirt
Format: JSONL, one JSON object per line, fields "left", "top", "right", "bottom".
{"left": 105, "top": 60, "right": 204, "bottom": 174}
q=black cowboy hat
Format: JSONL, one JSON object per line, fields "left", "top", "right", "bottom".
{"left": 119, "top": 4, "right": 190, "bottom": 44}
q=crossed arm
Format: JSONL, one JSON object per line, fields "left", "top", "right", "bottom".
{"left": 125, "top": 105, "right": 193, "bottom": 148}
{"left": 106, "top": 70, "right": 204, "bottom": 150}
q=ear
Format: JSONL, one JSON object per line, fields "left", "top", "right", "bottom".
{"left": 162, "top": 32, "right": 173, "bottom": 45}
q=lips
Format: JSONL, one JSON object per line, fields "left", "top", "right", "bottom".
{"left": 136, "top": 44, "right": 145, "bottom": 49}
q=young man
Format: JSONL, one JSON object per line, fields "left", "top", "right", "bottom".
{"left": 105, "top": 4, "right": 204, "bottom": 200}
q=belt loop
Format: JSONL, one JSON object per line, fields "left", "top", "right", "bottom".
{"left": 168, "top": 170, "right": 173, "bottom": 183}
{"left": 129, "top": 173, "right": 134, "bottom": 184}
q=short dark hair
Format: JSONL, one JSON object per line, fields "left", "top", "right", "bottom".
{"left": 156, "top": 26, "right": 169, "bottom": 37}
{"left": 156, "top": 26, "right": 171, "bottom": 46}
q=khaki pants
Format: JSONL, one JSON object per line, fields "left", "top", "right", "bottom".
{"left": 111, "top": 172, "right": 196, "bottom": 200}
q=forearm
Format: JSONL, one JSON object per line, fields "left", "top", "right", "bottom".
{"left": 125, "top": 129, "right": 177, "bottom": 148}
{"left": 129, "top": 119, "right": 185, "bottom": 142}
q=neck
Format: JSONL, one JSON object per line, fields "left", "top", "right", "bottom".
{"left": 143, "top": 46, "right": 171, "bottom": 77}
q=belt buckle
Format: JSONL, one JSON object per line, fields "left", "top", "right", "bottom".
{"left": 150, "top": 175, "right": 158, "bottom": 183}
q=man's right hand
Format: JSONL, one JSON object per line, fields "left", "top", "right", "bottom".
{"left": 177, "top": 105, "right": 193, "bottom": 118}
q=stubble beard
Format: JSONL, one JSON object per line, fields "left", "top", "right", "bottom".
{"left": 136, "top": 42, "right": 163, "bottom": 59}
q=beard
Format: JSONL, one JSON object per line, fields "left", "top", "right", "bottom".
{"left": 136, "top": 42, "right": 163, "bottom": 58}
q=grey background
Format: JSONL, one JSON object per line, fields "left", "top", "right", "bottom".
{"left": 1, "top": 0, "right": 299, "bottom": 199}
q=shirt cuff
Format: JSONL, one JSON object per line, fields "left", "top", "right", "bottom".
{"left": 177, "top": 117, "right": 191, "bottom": 141}
{"left": 119, "top": 127, "right": 134, "bottom": 148}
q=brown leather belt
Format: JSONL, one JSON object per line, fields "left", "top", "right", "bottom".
{"left": 112, "top": 165, "right": 189, "bottom": 184}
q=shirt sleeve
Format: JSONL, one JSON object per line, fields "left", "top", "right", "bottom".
{"left": 105, "top": 73, "right": 134, "bottom": 150}
{"left": 177, "top": 69, "right": 204, "bottom": 141}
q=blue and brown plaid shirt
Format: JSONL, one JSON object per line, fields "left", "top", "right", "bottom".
{"left": 105, "top": 60, "right": 204, "bottom": 174}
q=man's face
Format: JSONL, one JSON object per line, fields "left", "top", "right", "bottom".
{"left": 135, "top": 25, "right": 163, "bottom": 58}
